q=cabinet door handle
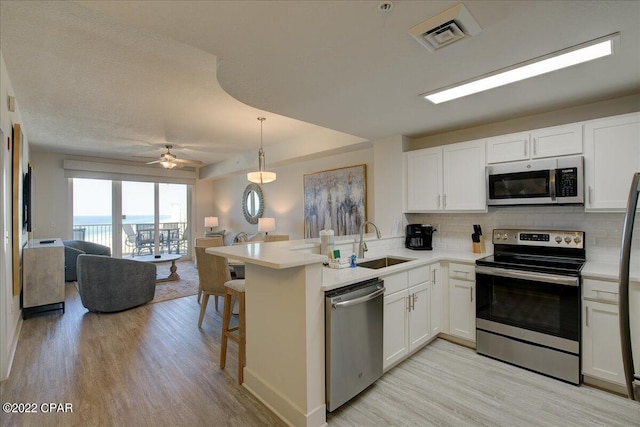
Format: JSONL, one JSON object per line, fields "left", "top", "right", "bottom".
{"left": 470, "top": 286, "right": 473, "bottom": 303}
{"left": 533, "top": 138, "right": 537, "bottom": 156}
{"left": 524, "top": 140, "right": 528, "bottom": 157}
{"left": 432, "top": 269, "right": 436, "bottom": 283}
{"left": 407, "top": 295, "right": 411, "bottom": 312}
{"left": 437, "top": 194, "right": 441, "bottom": 209}
{"left": 443, "top": 194, "right": 447, "bottom": 209}
{"left": 588, "top": 186, "right": 593, "bottom": 205}
{"left": 585, "top": 306, "right": 589, "bottom": 327}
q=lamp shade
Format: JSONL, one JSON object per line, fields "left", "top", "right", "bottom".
{"left": 258, "top": 217, "right": 276, "bottom": 233}
{"left": 247, "top": 171, "right": 277, "bottom": 184}
{"left": 204, "top": 216, "right": 219, "bottom": 228}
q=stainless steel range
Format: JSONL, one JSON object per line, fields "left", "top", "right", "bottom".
{"left": 475, "top": 229, "right": 586, "bottom": 384}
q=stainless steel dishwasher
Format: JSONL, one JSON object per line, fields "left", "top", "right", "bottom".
{"left": 325, "top": 278, "right": 385, "bottom": 412}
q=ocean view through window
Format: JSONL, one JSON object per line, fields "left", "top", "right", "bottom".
{"left": 73, "top": 178, "right": 190, "bottom": 257}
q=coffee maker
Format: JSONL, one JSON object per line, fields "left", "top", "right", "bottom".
{"left": 405, "top": 224, "right": 436, "bottom": 250}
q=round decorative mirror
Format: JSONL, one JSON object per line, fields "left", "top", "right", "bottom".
{"left": 242, "top": 183, "right": 264, "bottom": 224}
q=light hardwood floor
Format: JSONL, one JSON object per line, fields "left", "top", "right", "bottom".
{"left": 2, "top": 283, "right": 639, "bottom": 426}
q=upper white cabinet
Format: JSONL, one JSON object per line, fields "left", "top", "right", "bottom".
{"left": 406, "top": 147, "right": 442, "bottom": 211}
{"left": 405, "top": 139, "right": 486, "bottom": 212}
{"left": 486, "top": 123, "right": 583, "bottom": 164}
{"left": 584, "top": 113, "right": 640, "bottom": 211}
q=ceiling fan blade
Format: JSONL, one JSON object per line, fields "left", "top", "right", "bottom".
{"left": 173, "top": 158, "right": 203, "bottom": 166}
{"left": 146, "top": 160, "right": 161, "bottom": 165}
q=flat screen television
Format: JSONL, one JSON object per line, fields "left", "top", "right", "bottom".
{"left": 23, "top": 163, "right": 34, "bottom": 232}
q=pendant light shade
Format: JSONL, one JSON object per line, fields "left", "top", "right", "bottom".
{"left": 248, "top": 117, "right": 276, "bottom": 184}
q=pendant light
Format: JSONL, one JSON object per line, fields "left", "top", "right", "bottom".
{"left": 247, "top": 117, "right": 277, "bottom": 184}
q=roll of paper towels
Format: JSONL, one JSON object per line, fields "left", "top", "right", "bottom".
{"left": 320, "top": 229, "right": 334, "bottom": 256}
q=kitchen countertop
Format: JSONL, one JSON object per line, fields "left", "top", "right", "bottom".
{"left": 322, "top": 248, "right": 488, "bottom": 291}
{"left": 582, "top": 260, "right": 640, "bottom": 283}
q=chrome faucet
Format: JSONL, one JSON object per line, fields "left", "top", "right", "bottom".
{"left": 358, "top": 221, "right": 381, "bottom": 258}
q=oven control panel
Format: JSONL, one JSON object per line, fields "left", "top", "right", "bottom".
{"left": 492, "top": 229, "right": 584, "bottom": 249}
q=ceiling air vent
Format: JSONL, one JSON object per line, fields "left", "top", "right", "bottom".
{"left": 409, "top": 3, "right": 481, "bottom": 52}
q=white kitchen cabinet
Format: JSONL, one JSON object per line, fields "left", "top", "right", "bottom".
{"left": 584, "top": 113, "right": 640, "bottom": 211}
{"left": 406, "top": 147, "right": 442, "bottom": 211}
{"left": 430, "top": 264, "right": 442, "bottom": 337}
{"left": 383, "top": 264, "right": 439, "bottom": 370}
{"left": 486, "top": 124, "right": 582, "bottom": 164}
{"left": 383, "top": 289, "right": 409, "bottom": 368}
{"left": 448, "top": 262, "right": 475, "bottom": 342}
{"left": 443, "top": 140, "right": 486, "bottom": 211}
{"left": 408, "top": 282, "right": 431, "bottom": 350}
{"left": 405, "top": 140, "right": 486, "bottom": 212}
{"left": 583, "top": 299, "right": 625, "bottom": 386}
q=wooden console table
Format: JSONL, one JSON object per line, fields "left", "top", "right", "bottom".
{"left": 23, "top": 238, "right": 65, "bottom": 319}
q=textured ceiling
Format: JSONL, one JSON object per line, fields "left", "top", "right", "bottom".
{"left": 1, "top": 1, "right": 639, "bottom": 174}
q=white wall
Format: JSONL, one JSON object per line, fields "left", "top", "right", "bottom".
{"left": 0, "top": 51, "right": 28, "bottom": 380}
{"left": 373, "top": 135, "right": 408, "bottom": 236}
{"left": 209, "top": 147, "right": 375, "bottom": 239}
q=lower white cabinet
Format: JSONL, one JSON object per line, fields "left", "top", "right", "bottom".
{"left": 383, "top": 264, "right": 439, "bottom": 370}
{"left": 583, "top": 299, "right": 624, "bottom": 385}
{"left": 383, "top": 289, "right": 409, "bottom": 368}
{"left": 448, "top": 262, "right": 476, "bottom": 342}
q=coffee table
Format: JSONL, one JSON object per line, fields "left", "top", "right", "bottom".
{"left": 134, "top": 254, "right": 182, "bottom": 282}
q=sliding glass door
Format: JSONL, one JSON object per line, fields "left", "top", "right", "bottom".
{"left": 73, "top": 178, "right": 191, "bottom": 258}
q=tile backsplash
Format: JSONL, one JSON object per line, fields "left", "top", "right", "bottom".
{"left": 406, "top": 206, "right": 640, "bottom": 263}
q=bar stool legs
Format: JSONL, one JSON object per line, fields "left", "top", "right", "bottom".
{"left": 220, "top": 280, "right": 246, "bottom": 384}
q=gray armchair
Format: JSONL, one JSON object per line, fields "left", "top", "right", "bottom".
{"left": 63, "top": 240, "right": 111, "bottom": 282}
{"left": 77, "top": 255, "right": 156, "bottom": 313}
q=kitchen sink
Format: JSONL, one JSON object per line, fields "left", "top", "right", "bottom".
{"left": 357, "top": 256, "right": 414, "bottom": 270}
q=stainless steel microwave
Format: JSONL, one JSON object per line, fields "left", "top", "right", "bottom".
{"left": 486, "top": 156, "right": 584, "bottom": 206}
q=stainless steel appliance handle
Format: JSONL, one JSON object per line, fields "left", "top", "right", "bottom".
{"left": 475, "top": 265, "right": 580, "bottom": 287}
{"left": 619, "top": 172, "right": 640, "bottom": 400}
{"left": 549, "top": 169, "right": 556, "bottom": 201}
{"left": 332, "top": 287, "right": 386, "bottom": 310}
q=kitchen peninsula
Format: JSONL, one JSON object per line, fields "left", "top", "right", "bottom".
{"left": 207, "top": 236, "right": 486, "bottom": 427}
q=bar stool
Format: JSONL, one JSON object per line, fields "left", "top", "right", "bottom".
{"left": 220, "top": 279, "right": 246, "bottom": 384}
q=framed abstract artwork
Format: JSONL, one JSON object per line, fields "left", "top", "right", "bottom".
{"left": 303, "top": 164, "right": 366, "bottom": 238}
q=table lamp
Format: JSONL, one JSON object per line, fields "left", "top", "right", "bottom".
{"left": 205, "top": 216, "right": 219, "bottom": 231}
{"left": 258, "top": 217, "right": 275, "bottom": 235}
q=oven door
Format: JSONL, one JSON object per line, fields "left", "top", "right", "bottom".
{"left": 476, "top": 266, "right": 581, "bottom": 345}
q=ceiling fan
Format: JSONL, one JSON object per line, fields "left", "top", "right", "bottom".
{"left": 146, "top": 145, "right": 203, "bottom": 169}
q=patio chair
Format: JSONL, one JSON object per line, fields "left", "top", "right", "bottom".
{"left": 123, "top": 224, "right": 138, "bottom": 257}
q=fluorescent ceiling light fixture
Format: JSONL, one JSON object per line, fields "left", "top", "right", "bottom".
{"left": 423, "top": 33, "right": 618, "bottom": 104}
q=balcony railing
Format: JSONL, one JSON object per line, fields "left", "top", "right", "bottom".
{"left": 72, "top": 222, "right": 188, "bottom": 257}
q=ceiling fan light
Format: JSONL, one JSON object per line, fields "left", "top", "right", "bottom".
{"left": 160, "top": 160, "right": 177, "bottom": 169}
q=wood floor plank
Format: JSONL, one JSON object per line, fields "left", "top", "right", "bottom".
{"left": 2, "top": 282, "right": 639, "bottom": 426}
{"left": 327, "top": 339, "right": 640, "bottom": 426}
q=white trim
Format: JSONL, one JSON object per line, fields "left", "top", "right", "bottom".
{"left": 63, "top": 159, "right": 196, "bottom": 185}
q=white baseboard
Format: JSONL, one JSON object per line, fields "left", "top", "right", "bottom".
{"left": 243, "top": 367, "right": 327, "bottom": 427}
{"left": 1, "top": 314, "right": 23, "bottom": 381}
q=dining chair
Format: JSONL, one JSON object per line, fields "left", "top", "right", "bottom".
{"left": 194, "top": 236, "right": 224, "bottom": 305}
{"left": 195, "top": 242, "right": 233, "bottom": 328}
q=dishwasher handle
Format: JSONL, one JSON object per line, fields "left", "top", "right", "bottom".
{"left": 331, "top": 287, "right": 385, "bottom": 310}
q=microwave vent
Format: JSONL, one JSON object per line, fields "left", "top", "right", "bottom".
{"left": 408, "top": 3, "right": 482, "bottom": 52}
